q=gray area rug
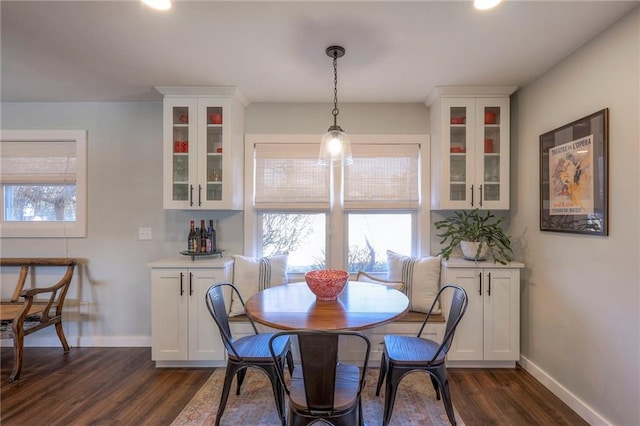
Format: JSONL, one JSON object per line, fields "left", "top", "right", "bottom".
{"left": 172, "top": 368, "right": 465, "bottom": 425}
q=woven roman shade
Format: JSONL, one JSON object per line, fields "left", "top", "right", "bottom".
{"left": 1, "top": 140, "right": 77, "bottom": 184}
{"left": 254, "top": 143, "right": 330, "bottom": 210}
{"left": 344, "top": 143, "right": 420, "bottom": 210}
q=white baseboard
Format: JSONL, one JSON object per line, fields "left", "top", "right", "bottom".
{"left": 519, "top": 355, "right": 611, "bottom": 425}
{"left": 1, "top": 335, "right": 151, "bottom": 348}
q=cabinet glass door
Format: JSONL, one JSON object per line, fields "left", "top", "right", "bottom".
{"left": 482, "top": 105, "right": 501, "bottom": 202}
{"left": 449, "top": 106, "right": 468, "bottom": 203}
{"left": 205, "top": 106, "right": 223, "bottom": 202}
{"left": 171, "top": 105, "right": 191, "bottom": 202}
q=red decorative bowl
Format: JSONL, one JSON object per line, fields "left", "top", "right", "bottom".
{"left": 304, "top": 269, "right": 349, "bottom": 301}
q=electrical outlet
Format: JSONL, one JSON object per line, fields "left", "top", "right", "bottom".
{"left": 139, "top": 227, "right": 152, "bottom": 240}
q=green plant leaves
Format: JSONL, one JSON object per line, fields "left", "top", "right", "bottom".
{"left": 434, "top": 209, "right": 513, "bottom": 264}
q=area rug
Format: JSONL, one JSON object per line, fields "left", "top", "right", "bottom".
{"left": 172, "top": 368, "right": 465, "bottom": 426}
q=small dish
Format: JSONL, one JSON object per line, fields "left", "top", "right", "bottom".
{"left": 450, "top": 117, "right": 466, "bottom": 125}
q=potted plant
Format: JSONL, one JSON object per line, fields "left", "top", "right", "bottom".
{"left": 434, "top": 209, "right": 513, "bottom": 264}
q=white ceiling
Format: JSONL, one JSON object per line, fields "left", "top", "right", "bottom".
{"left": 1, "top": 1, "right": 638, "bottom": 103}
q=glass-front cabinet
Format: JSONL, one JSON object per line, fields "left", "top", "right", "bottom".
{"left": 428, "top": 87, "right": 514, "bottom": 210}
{"left": 158, "top": 87, "right": 247, "bottom": 210}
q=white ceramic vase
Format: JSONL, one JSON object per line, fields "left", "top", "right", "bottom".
{"left": 460, "top": 241, "right": 488, "bottom": 261}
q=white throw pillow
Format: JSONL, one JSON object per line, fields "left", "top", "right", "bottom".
{"left": 355, "top": 271, "right": 405, "bottom": 292}
{"left": 386, "top": 250, "right": 441, "bottom": 313}
{"left": 229, "top": 254, "right": 289, "bottom": 317}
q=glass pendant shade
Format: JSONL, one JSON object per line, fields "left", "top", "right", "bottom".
{"left": 319, "top": 125, "right": 353, "bottom": 167}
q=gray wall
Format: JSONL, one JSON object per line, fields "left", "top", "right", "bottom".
{"left": 510, "top": 8, "right": 639, "bottom": 425}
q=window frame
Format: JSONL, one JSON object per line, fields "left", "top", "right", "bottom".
{"left": 244, "top": 134, "right": 431, "bottom": 277}
{"left": 0, "top": 130, "right": 88, "bottom": 238}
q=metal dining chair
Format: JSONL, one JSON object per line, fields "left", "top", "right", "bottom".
{"left": 375, "top": 284, "right": 468, "bottom": 426}
{"left": 269, "top": 329, "right": 371, "bottom": 426}
{"left": 205, "top": 283, "right": 294, "bottom": 426}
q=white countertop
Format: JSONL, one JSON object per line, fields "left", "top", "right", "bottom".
{"left": 442, "top": 257, "right": 524, "bottom": 269}
{"left": 148, "top": 256, "right": 234, "bottom": 269}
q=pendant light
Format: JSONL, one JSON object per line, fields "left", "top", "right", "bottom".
{"left": 319, "top": 46, "right": 353, "bottom": 167}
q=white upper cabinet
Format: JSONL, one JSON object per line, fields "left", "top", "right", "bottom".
{"left": 428, "top": 87, "right": 516, "bottom": 210}
{"left": 157, "top": 87, "right": 248, "bottom": 210}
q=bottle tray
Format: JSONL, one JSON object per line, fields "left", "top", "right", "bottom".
{"left": 179, "top": 249, "right": 225, "bottom": 261}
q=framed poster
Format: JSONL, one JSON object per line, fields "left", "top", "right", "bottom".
{"left": 539, "top": 108, "right": 609, "bottom": 235}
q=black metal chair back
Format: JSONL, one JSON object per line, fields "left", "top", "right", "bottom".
{"left": 269, "top": 330, "right": 371, "bottom": 426}
{"left": 416, "top": 284, "right": 468, "bottom": 363}
{"left": 205, "top": 282, "right": 259, "bottom": 358}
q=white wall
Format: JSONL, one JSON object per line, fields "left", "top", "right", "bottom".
{"left": 510, "top": 8, "right": 639, "bottom": 425}
{"left": 0, "top": 101, "right": 428, "bottom": 346}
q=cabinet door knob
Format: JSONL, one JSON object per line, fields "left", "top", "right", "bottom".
{"left": 198, "top": 185, "right": 202, "bottom": 207}
{"left": 487, "top": 272, "right": 491, "bottom": 296}
{"left": 478, "top": 185, "right": 483, "bottom": 207}
{"left": 478, "top": 272, "right": 482, "bottom": 295}
{"left": 189, "top": 185, "right": 194, "bottom": 207}
{"left": 179, "top": 272, "right": 184, "bottom": 296}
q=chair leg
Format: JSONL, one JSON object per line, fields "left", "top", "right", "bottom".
{"left": 286, "top": 349, "right": 294, "bottom": 375}
{"left": 10, "top": 322, "right": 24, "bottom": 382}
{"left": 432, "top": 367, "right": 456, "bottom": 426}
{"left": 382, "top": 364, "right": 404, "bottom": 426}
{"left": 216, "top": 365, "right": 238, "bottom": 426}
{"left": 265, "top": 365, "right": 286, "bottom": 426}
{"left": 429, "top": 373, "right": 441, "bottom": 400}
{"left": 55, "top": 321, "right": 70, "bottom": 352}
{"left": 236, "top": 367, "right": 247, "bottom": 395}
{"left": 375, "top": 352, "right": 388, "bottom": 396}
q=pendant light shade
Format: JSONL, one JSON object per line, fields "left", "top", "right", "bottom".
{"left": 319, "top": 46, "right": 353, "bottom": 167}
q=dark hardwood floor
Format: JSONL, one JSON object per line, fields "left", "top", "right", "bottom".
{"left": 1, "top": 347, "right": 588, "bottom": 425}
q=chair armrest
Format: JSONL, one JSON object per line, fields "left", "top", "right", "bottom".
{"left": 1, "top": 258, "right": 76, "bottom": 320}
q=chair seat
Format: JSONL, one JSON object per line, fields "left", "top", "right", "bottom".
{"left": 230, "top": 333, "right": 289, "bottom": 362}
{"left": 289, "top": 363, "right": 360, "bottom": 414}
{"left": 383, "top": 335, "right": 445, "bottom": 365}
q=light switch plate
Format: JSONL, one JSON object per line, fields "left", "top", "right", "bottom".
{"left": 139, "top": 227, "right": 152, "bottom": 240}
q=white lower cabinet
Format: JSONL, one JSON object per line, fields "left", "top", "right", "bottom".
{"left": 150, "top": 257, "right": 233, "bottom": 367}
{"left": 442, "top": 258, "right": 524, "bottom": 367}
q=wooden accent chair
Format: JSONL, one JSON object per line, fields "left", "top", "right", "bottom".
{"left": 269, "top": 330, "right": 371, "bottom": 426}
{"left": 0, "top": 258, "right": 77, "bottom": 382}
{"left": 375, "top": 284, "right": 468, "bottom": 426}
{"left": 205, "top": 283, "right": 294, "bottom": 426}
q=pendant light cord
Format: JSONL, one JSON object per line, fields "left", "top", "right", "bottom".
{"left": 332, "top": 51, "right": 339, "bottom": 128}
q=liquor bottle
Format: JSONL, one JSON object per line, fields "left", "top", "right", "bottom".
{"left": 193, "top": 227, "right": 200, "bottom": 254}
{"left": 200, "top": 220, "right": 207, "bottom": 253}
{"left": 209, "top": 220, "right": 217, "bottom": 252}
{"left": 206, "top": 221, "right": 213, "bottom": 253}
{"left": 187, "top": 220, "right": 196, "bottom": 253}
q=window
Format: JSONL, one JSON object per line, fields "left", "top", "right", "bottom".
{"left": 245, "top": 134, "right": 429, "bottom": 275}
{"left": 347, "top": 213, "right": 413, "bottom": 273}
{"left": 0, "top": 130, "right": 88, "bottom": 237}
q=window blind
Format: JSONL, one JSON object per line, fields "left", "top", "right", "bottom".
{"left": 254, "top": 143, "right": 330, "bottom": 210}
{"left": 344, "top": 143, "right": 420, "bottom": 210}
{"left": 0, "top": 140, "right": 77, "bottom": 184}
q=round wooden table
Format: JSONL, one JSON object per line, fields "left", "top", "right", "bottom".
{"left": 245, "top": 281, "right": 409, "bottom": 331}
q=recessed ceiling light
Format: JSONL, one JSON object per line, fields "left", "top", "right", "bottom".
{"left": 142, "top": 0, "right": 171, "bottom": 11}
{"left": 474, "top": 0, "right": 503, "bottom": 11}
